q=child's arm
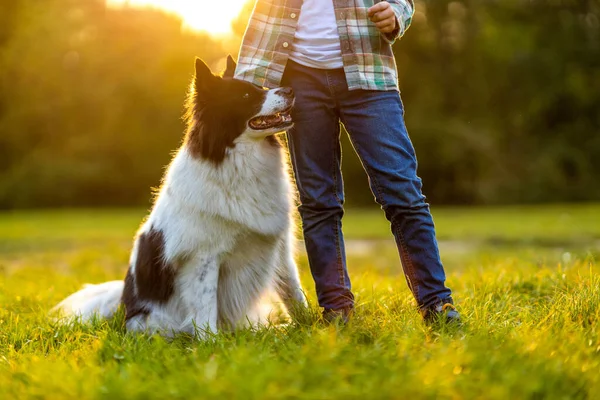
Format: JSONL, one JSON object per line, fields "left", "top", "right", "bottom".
{"left": 368, "top": 0, "right": 415, "bottom": 44}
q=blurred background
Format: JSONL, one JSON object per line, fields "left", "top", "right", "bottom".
{"left": 0, "top": 0, "right": 598, "bottom": 210}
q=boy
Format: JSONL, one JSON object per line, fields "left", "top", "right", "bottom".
{"left": 235, "top": 0, "right": 459, "bottom": 324}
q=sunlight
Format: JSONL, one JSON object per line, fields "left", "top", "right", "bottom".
{"left": 107, "top": 0, "right": 250, "bottom": 35}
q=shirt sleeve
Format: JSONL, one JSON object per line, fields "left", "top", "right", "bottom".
{"left": 381, "top": 0, "right": 415, "bottom": 45}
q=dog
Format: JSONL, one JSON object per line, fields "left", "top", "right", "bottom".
{"left": 53, "top": 56, "right": 306, "bottom": 337}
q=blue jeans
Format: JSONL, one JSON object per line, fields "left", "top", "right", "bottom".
{"left": 281, "top": 60, "right": 452, "bottom": 311}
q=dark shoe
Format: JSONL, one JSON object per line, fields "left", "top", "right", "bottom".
{"left": 422, "top": 301, "right": 461, "bottom": 325}
{"left": 322, "top": 307, "right": 353, "bottom": 324}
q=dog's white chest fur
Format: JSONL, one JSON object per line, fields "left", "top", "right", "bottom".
{"left": 159, "top": 143, "right": 291, "bottom": 239}
{"left": 149, "top": 143, "right": 292, "bottom": 267}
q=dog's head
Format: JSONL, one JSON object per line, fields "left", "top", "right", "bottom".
{"left": 184, "top": 56, "right": 295, "bottom": 164}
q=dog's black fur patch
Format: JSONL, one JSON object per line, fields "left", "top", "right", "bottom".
{"left": 121, "top": 228, "right": 176, "bottom": 320}
{"left": 134, "top": 228, "right": 176, "bottom": 302}
{"left": 184, "top": 58, "right": 268, "bottom": 163}
{"left": 121, "top": 268, "right": 150, "bottom": 320}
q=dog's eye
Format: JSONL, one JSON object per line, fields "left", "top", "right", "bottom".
{"left": 242, "top": 93, "right": 250, "bottom": 100}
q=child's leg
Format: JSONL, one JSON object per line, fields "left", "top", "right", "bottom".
{"left": 282, "top": 61, "right": 354, "bottom": 312}
{"left": 339, "top": 89, "right": 453, "bottom": 311}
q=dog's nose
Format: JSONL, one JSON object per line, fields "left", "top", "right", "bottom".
{"left": 279, "top": 87, "right": 294, "bottom": 98}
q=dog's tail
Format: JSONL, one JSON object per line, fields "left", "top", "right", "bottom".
{"left": 51, "top": 281, "right": 124, "bottom": 323}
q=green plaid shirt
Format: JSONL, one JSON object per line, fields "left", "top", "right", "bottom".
{"left": 235, "top": 0, "right": 414, "bottom": 91}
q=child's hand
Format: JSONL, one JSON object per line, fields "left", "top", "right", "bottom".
{"left": 367, "top": 1, "right": 397, "bottom": 34}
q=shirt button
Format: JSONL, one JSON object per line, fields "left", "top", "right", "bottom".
{"left": 283, "top": 42, "right": 289, "bottom": 48}
{"left": 290, "top": 12, "right": 297, "bottom": 19}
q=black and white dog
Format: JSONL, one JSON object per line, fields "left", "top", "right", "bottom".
{"left": 53, "top": 56, "right": 306, "bottom": 336}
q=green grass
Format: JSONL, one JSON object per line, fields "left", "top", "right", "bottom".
{"left": 1, "top": 205, "right": 599, "bottom": 399}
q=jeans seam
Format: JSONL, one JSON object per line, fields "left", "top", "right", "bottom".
{"left": 333, "top": 210, "right": 345, "bottom": 288}
{"left": 342, "top": 117, "right": 421, "bottom": 302}
{"left": 325, "top": 70, "right": 337, "bottom": 100}
{"left": 391, "top": 219, "right": 420, "bottom": 302}
{"left": 330, "top": 120, "right": 345, "bottom": 288}
{"left": 326, "top": 72, "right": 344, "bottom": 289}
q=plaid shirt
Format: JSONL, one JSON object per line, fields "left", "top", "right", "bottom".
{"left": 235, "top": 0, "right": 414, "bottom": 91}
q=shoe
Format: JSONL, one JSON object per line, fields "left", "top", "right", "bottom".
{"left": 422, "top": 301, "right": 461, "bottom": 325}
{"left": 322, "top": 307, "right": 353, "bottom": 324}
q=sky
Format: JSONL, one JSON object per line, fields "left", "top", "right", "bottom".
{"left": 106, "top": 0, "right": 250, "bottom": 35}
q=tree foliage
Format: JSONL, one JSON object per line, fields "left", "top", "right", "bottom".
{"left": 392, "top": 0, "right": 600, "bottom": 205}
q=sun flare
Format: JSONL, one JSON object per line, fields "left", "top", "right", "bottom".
{"left": 107, "top": 0, "right": 251, "bottom": 35}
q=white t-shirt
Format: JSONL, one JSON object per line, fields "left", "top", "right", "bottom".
{"left": 289, "top": 0, "right": 344, "bottom": 69}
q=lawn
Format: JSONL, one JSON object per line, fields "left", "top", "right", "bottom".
{"left": 0, "top": 205, "right": 599, "bottom": 399}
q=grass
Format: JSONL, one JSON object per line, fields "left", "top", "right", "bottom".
{"left": 1, "top": 204, "right": 599, "bottom": 399}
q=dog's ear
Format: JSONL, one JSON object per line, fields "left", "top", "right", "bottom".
{"left": 194, "top": 57, "right": 218, "bottom": 94}
{"left": 223, "top": 55, "right": 237, "bottom": 79}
